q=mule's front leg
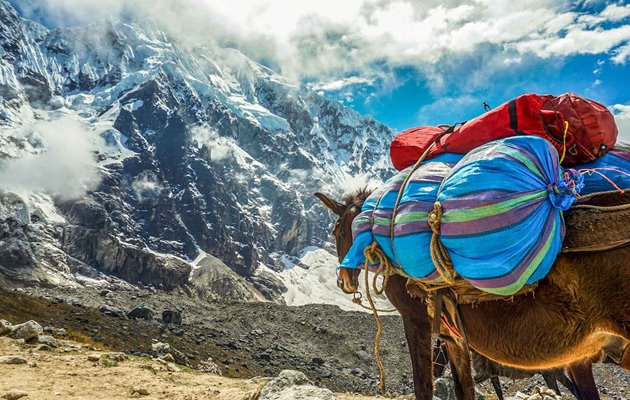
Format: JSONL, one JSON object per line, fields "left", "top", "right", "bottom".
{"left": 567, "top": 358, "right": 600, "bottom": 400}
{"left": 385, "top": 275, "right": 433, "bottom": 399}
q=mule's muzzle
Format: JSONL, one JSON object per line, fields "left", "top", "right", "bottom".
{"left": 338, "top": 268, "right": 360, "bottom": 294}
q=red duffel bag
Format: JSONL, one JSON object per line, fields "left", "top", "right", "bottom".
{"left": 550, "top": 93, "right": 618, "bottom": 164}
{"left": 390, "top": 93, "right": 618, "bottom": 170}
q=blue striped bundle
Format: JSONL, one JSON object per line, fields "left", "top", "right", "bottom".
{"left": 341, "top": 154, "right": 462, "bottom": 277}
{"left": 577, "top": 142, "right": 630, "bottom": 195}
{"left": 437, "top": 136, "right": 581, "bottom": 295}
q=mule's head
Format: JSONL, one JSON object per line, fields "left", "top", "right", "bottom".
{"left": 315, "top": 189, "right": 371, "bottom": 294}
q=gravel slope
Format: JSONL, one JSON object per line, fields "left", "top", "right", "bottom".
{"left": 1, "top": 287, "right": 628, "bottom": 399}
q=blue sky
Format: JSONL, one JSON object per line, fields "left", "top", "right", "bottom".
{"left": 10, "top": 0, "right": 630, "bottom": 137}
{"left": 318, "top": 51, "right": 630, "bottom": 134}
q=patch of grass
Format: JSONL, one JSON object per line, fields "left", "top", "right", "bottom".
{"left": 65, "top": 330, "right": 109, "bottom": 351}
{"left": 100, "top": 358, "right": 118, "bottom": 368}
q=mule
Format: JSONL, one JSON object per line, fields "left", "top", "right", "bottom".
{"left": 316, "top": 190, "right": 630, "bottom": 400}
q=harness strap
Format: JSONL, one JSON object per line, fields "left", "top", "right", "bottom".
{"left": 432, "top": 290, "right": 444, "bottom": 335}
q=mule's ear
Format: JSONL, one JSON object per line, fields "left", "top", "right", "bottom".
{"left": 314, "top": 192, "right": 345, "bottom": 216}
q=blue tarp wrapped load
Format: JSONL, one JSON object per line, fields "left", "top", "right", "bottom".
{"left": 341, "top": 136, "right": 583, "bottom": 296}
{"left": 577, "top": 142, "right": 630, "bottom": 195}
{"left": 437, "top": 136, "right": 582, "bottom": 295}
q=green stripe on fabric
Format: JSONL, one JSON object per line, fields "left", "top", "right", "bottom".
{"left": 499, "top": 146, "right": 545, "bottom": 180}
{"left": 443, "top": 190, "right": 546, "bottom": 223}
{"left": 351, "top": 216, "right": 371, "bottom": 230}
{"left": 373, "top": 217, "right": 391, "bottom": 226}
{"left": 388, "top": 172, "right": 408, "bottom": 183}
{"left": 482, "top": 217, "right": 556, "bottom": 296}
{"left": 394, "top": 212, "right": 430, "bottom": 224}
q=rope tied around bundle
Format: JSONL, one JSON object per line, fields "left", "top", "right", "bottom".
{"left": 427, "top": 201, "right": 458, "bottom": 285}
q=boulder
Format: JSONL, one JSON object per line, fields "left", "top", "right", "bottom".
{"left": 258, "top": 370, "right": 339, "bottom": 400}
{"left": 105, "top": 352, "right": 127, "bottom": 362}
{"left": 0, "top": 320, "right": 12, "bottom": 336}
{"left": 10, "top": 321, "right": 43, "bottom": 341}
{"left": 0, "top": 356, "right": 27, "bottom": 365}
{"left": 43, "top": 327, "right": 66, "bottom": 337}
{"left": 36, "top": 335, "right": 58, "bottom": 348}
{"left": 2, "top": 389, "right": 28, "bottom": 400}
{"left": 198, "top": 358, "right": 222, "bottom": 375}
{"left": 151, "top": 341, "right": 187, "bottom": 365}
{"left": 99, "top": 305, "right": 125, "bottom": 318}
{"left": 162, "top": 310, "right": 182, "bottom": 325}
{"left": 127, "top": 306, "right": 154, "bottom": 320}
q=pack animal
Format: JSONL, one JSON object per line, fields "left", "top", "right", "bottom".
{"left": 316, "top": 190, "right": 630, "bottom": 400}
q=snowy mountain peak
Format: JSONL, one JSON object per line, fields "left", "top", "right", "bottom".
{"left": 0, "top": 1, "right": 394, "bottom": 302}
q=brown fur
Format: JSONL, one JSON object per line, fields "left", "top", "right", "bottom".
{"left": 316, "top": 190, "right": 630, "bottom": 400}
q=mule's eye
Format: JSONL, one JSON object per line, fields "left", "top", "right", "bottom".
{"left": 332, "top": 220, "right": 341, "bottom": 236}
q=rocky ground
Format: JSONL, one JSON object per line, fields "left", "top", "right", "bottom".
{"left": 0, "top": 286, "right": 628, "bottom": 399}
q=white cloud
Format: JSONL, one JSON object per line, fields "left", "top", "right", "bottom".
{"left": 131, "top": 171, "right": 163, "bottom": 202}
{"left": 13, "top": 0, "right": 630, "bottom": 88}
{"left": 0, "top": 116, "right": 102, "bottom": 200}
{"left": 190, "top": 125, "right": 235, "bottom": 161}
{"left": 309, "top": 76, "right": 376, "bottom": 92}
{"left": 599, "top": 3, "right": 630, "bottom": 22}
{"left": 612, "top": 43, "right": 630, "bottom": 64}
{"left": 612, "top": 104, "right": 630, "bottom": 143}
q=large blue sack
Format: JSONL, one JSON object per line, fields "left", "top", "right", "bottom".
{"left": 437, "top": 136, "right": 582, "bottom": 295}
{"left": 577, "top": 142, "right": 630, "bottom": 195}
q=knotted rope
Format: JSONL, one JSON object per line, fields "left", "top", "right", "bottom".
{"left": 427, "top": 202, "right": 458, "bottom": 285}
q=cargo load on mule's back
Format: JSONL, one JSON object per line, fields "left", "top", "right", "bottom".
{"left": 341, "top": 136, "right": 584, "bottom": 296}
{"left": 578, "top": 142, "right": 630, "bottom": 195}
{"left": 390, "top": 93, "right": 619, "bottom": 170}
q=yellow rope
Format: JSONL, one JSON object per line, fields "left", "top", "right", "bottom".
{"left": 559, "top": 121, "right": 570, "bottom": 163}
{"left": 427, "top": 202, "right": 458, "bottom": 284}
{"left": 351, "top": 292, "right": 397, "bottom": 313}
{"left": 361, "top": 241, "right": 397, "bottom": 393}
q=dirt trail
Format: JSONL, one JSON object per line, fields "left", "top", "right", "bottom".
{"left": 0, "top": 337, "right": 261, "bottom": 400}
{"left": 0, "top": 337, "right": 397, "bottom": 400}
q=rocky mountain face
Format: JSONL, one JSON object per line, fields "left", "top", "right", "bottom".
{"left": 0, "top": 1, "right": 394, "bottom": 300}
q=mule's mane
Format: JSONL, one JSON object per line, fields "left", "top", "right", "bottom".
{"left": 341, "top": 187, "right": 373, "bottom": 210}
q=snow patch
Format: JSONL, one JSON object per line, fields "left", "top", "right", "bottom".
{"left": 277, "top": 247, "right": 393, "bottom": 313}
{"left": 0, "top": 191, "right": 66, "bottom": 225}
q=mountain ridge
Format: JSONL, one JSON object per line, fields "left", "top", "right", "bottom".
{"left": 0, "top": 0, "right": 394, "bottom": 301}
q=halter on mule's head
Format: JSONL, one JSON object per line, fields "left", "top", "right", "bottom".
{"left": 315, "top": 189, "right": 371, "bottom": 294}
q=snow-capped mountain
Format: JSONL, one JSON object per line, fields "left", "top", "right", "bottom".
{"left": 0, "top": 1, "right": 394, "bottom": 302}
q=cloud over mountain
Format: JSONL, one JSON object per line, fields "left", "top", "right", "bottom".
{"left": 13, "top": 0, "right": 630, "bottom": 87}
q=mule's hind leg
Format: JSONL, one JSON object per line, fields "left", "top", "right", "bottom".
{"left": 385, "top": 275, "right": 433, "bottom": 399}
{"left": 541, "top": 371, "right": 561, "bottom": 395}
{"left": 490, "top": 376, "right": 504, "bottom": 400}
{"left": 444, "top": 338, "right": 476, "bottom": 400}
{"left": 621, "top": 346, "right": 630, "bottom": 370}
{"left": 567, "top": 359, "right": 600, "bottom": 400}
